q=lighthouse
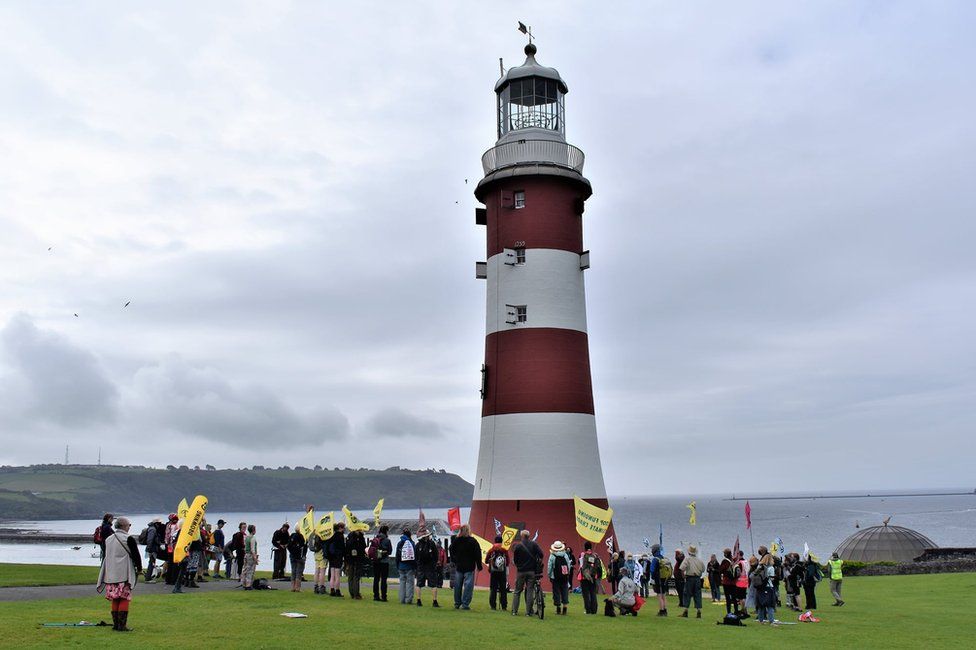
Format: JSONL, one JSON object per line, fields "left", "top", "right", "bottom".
{"left": 470, "top": 42, "right": 614, "bottom": 562}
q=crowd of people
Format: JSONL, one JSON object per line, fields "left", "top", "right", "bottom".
{"left": 94, "top": 509, "right": 846, "bottom": 632}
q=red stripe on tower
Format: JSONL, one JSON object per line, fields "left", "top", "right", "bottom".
{"left": 471, "top": 42, "right": 613, "bottom": 584}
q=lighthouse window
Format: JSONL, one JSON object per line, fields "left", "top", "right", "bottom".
{"left": 514, "top": 190, "right": 525, "bottom": 209}
{"left": 515, "top": 305, "right": 527, "bottom": 323}
{"left": 515, "top": 247, "right": 526, "bottom": 264}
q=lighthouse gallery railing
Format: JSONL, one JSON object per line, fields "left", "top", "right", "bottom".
{"left": 481, "top": 140, "right": 585, "bottom": 175}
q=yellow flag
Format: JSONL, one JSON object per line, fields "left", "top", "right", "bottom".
{"left": 373, "top": 498, "right": 384, "bottom": 527}
{"left": 770, "top": 541, "right": 780, "bottom": 556}
{"left": 500, "top": 525, "right": 519, "bottom": 550}
{"left": 177, "top": 498, "right": 189, "bottom": 521}
{"left": 315, "top": 512, "right": 335, "bottom": 540}
{"left": 342, "top": 505, "right": 370, "bottom": 532}
{"left": 687, "top": 501, "right": 697, "bottom": 526}
{"left": 173, "top": 495, "right": 207, "bottom": 563}
{"left": 573, "top": 496, "right": 613, "bottom": 543}
{"left": 296, "top": 509, "right": 316, "bottom": 541}
{"left": 471, "top": 533, "right": 494, "bottom": 562}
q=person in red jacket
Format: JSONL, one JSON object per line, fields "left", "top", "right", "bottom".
{"left": 484, "top": 536, "right": 510, "bottom": 611}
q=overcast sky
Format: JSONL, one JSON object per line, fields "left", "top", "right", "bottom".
{"left": 1, "top": 1, "right": 973, "bottom": 496}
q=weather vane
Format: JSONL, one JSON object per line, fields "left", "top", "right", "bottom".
{"left": 517, "top": 21, "right": 534, "bottom": 44}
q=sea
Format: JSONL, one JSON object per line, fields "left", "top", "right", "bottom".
{"left": 2, "top": 492, "right": 974, "bottom": 566}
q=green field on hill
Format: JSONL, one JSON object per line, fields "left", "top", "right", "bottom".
{"left": 0, "top": 567, "right": 971, "bottom": 648}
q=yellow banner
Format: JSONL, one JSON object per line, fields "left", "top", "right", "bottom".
{"left": 177, "top": 498, "right": 189, "bottom": 521}
{"left": 296, "top": 509, "right": 316, "bottom": 541}
{"left": 471, "top": 533, "right": 494, "bottom": 562}
{"left": 574, "top": 496, "right": 613, "bottom": 543}
{"left": 343, "top": 505, "right": 370, "bottom": 532}
{"left": 315, "top": 512, "right": 335, "bottom": 540}
{"left": 770, "top": 541, "right": 780, "bottom": 556}
{"left": 501, "top": 525, "right": 519, "bottom": 550}
{"left": 373, "top": 498, "right": 384, "bottom": 527}
{"left": 173, "top": 495, "right": 208, "bottom": 563}
{"left": 688, "top": 501, "right": 697, "bottom": 526}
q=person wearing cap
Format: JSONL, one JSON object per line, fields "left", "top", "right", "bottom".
{"left": 511, "top": 529, "right": 543, "bottom": 616}
{"left": 395, "top": 526, "right": 417, "bottom": 604}
{"left": 414, "top": 524, "right": 443, "bottom": 607}
{"left": 271, "top": 523, "right": 290, "bottom": 580}
{"left": 485, "top": 535, "right": 510, "bottom": 611}
{"left": 449, "top": 524, "right": 483, "bottom": 610}
{"left": 678, "top": 545, "right": 705, "bottom": 619}
{"left": 211, "top": 520, "right": 226, "bottom": 578}
{"left": 547, "top": 540, "right": 572, "bottom": 615}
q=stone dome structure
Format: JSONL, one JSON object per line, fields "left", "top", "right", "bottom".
{"left": 835, "top": 522, "right": 937, "bottom": 562}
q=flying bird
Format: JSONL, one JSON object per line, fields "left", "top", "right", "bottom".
{"left": 71, "top": 546, "right": 81, "bottom": 550}
{"left": 48, "top": 247, "right": 53, "bottom": 251}
{"left": 464, "top": 179, "right": 468, "bottom": 184}
{"left": 73, "top": 313, "right": 78, "bottom": 317}
{"left": 123, "top": 301, "right": 130, "bottom": 308}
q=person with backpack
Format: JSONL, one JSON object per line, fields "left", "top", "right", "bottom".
{"left": 745, "top": 555, "right": 759, "bottom": 613}
{"left": 547, "top": 540, "right": 572, "bottom": 615}
{"left": 395, "top": 527, "right": 417, "bottom": 604}
{"left": 649, "top": 544, "right": 671, "bottom": 617}
{"left": 511, "top": 529, "right": 543, "bottom": 616}
{"left": 449, "top": 524, "right": 483, "bottom": 610}
{"left": 803, "top": 553, "right": 823, "bottom": 610}
{"left": 578, "top": 541, "right": 604, "bottom": 615}
{"left": 287, "top": 527, "right": 307, "bottom": 593}
{"left": 271, "top": 523, "right": 290, "bottom": 580}
{"left": 828, "top": 552, "right": 845, "bottom": 607}
{"left": 735, "top": 551, "right": 751, "bottom": 617}
{"left": 485, "top": 535, "right": 510, "bottom": 611}
{"left": 754, "top": 550, "right": 778, "bottom": 624}
{"left": 309, "top": 526, "right": 327, "bottom": 594}
{"left": 678, "top": 545, "right": 705, "bottom": 619}
{"left": 345, "top": 528, "right": 367, "bottom": 600}
{"left": 326, "top": 522, "right": 346, "bottom": 597}
{"left": 719, "top": 548, "right": 738, "bottom": 615}
{"left": 142, "top": 518, "right": 161, "bottom": 582}
{"left": 414, "top": 525, "right": 443, "bottom": 607}
{"left": 96, "top": 513, "right": 115, "bottom": 560}
{"left": 231, "top": 522, "right": 247, "bottom": 580}
{"left": 783, "top": 553, "right": 801, "bottom": 611}
{"left": 369, "top": 525, "right": 393, "bottom": 601}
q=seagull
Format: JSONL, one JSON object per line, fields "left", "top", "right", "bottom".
{"left": 464, "top": 179, "right": 468, "bottom": 184}
{"left": 73, "top": 313, "right": 78, "bottom": 317}
{"left": 455, "top": 201, "right": 459, "bottom": 204}
{"left": 123, "top": 301, "right": 130, "bottom": 308}
{"left": 71, "top": 546, "right": 81, "bottom": 550}
{"left": 48, "top": 247, "right": 53, "bottom": 251}
{"left": 883, "top": 515, "right": 892, "bottom": 526}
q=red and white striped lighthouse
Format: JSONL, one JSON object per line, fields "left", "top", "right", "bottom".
{"left": 470, "top": 43, "right": 614, "bottom": 563}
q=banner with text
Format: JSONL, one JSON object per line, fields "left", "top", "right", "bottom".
{"left": 574, "top": 496, "right": 613, "bottom": 543}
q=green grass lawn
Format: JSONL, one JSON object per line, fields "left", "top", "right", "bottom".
{"left": 1, "top": 571, "right": 972, "bottom": 648}
{"left": 0, "top": 564, "right": 100, "bottom": 588}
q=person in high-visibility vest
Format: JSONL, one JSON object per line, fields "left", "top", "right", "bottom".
{"left": 828, "top": 552, "right": 845, "bottom": 606}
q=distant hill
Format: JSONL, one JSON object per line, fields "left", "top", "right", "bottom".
{"left": 0, "top": 464, "right": 473, "bottom": 520}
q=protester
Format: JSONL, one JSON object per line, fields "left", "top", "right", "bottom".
{"left": 719, "top": 548, "right": 738, "bottom": 615}
{"left": 511, "top": 529, "right": 543, "bottom": 616}
{"left": 828, "top": 552, "right": 845, "bottom": 606}
{"left": 211, "top": 520, "right": 226, "bottom": 578}
{"left": 288, "top": 526, "right": 308, "bottom": 593}
{"left": 96, "top": 516, "right": 142, "bottom": 632}
{"left": 745, "top": 554, "right": 759, "bottom": 612}
{"left": 395, "top": 527, "right": 417, "bottom": 604}
{"left": 735, "top": 551, "right": 750, "bottom": 617}
{"left": 610, "top": 566, "right": 639, "bottom": 616}
{"left": 197, "top": 522, "right": 212, "bottom": 580}
{"left": 97, "top": 513, "right": 115, "bottom": 560}
{"left": 578, "top": 541, "right": 604, "bottom": 615}
{"left": 803, "top": 553, "right": 823, "bottom": 609}
{"left": 346, "top": 528, "right": 367, "bottom": 600}
{"left": 565, "top": 545, "right": 576, "bottom": 594}
{"left": 414, "top": 525, "right": 442, "bottom": 607}
{"left": 678, "top": 545, "right": 705, "bottom": 619}
{"left": 448, "top": 525, "right": 482, "bottom": 610}
{"left": 673, "top": 549, "right": 686, "bottom": 609}
{"left": 608, "top": 551, "right": 621, "bottom": 595}
{"left": 163, "top": 514, "right": 180, "bottom": 585}
{"left": 784, "top": 553, "right": 802, "bottom": 611}
{"left": 755, "top": 550, "right": 778, "bottom": 624}
{"left": 241, "top": 524, "right": 258, "bottom": 590}
{"left": 272, "top": 523, "right": 290, "bottom": 580}
{"left": 649, "top": 544, "right": 668, "bottom": 617}
{"left": 326, "top": 522, "right": 345, "bottom": 596}
{"left": 144, "top": 518, "right": 161, "bottom": 582}
{"left": 706, "top": 553, "right": 722, "bottom": 603}
{"left": 485, "top": 535, "right": 510, "bottom": 611}
{"left": 231, "top": 522, "right": 247, "bottom": 580}
{"left": 637, "top": 553, "right": 652, "bottom": 598}
{"left": 312, "top": 529, "right": 328, "bottom": 595}
{"left": 183, "top": 539, "right": 202, "bottom": 589}
{"left": 546, "top": 540, "right": 572, "bottom": 615}
{"left": 371, "top": 525, "right": 393, "bottom": 602}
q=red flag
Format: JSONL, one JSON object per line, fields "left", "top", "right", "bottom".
{"left": 447, "top": 507, "right": 461, "bottom": 532}
{"left": 418, "top": 508, "right": 427, "bottom": 530}
{"left": 745, "top": 501, "right": 752, "bottom": 530}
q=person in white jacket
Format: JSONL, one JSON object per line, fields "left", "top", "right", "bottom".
{"left": 96, "top": 517, "right": 142, "bottom": 632}
{"left": 611, "top": 567, "right": 639, "bottom": 616}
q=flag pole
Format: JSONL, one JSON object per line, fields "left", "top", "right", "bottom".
{"left": 749, "top": 528, "right": 755, "bottom": 555}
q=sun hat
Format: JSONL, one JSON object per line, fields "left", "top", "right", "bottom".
{"left": 550, "top": 540, "right": 566, "bottom": 553}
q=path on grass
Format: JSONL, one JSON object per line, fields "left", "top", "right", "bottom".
{"left": 0, "top": 576, "right": 268, "bottom": 602}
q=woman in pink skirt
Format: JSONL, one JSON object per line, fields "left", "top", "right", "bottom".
{"left": 96, "top": 516, "right": 142, "bottom": 631}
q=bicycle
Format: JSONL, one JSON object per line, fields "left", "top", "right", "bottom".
{"left": 533, "top": 573, "right": 546, "bottom": 620}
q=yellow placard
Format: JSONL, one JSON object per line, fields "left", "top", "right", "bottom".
{"left": 373, "top": 498, "right": 384, "bottom": 527}
{"left": 471, "top": 533, "right": 494, "bottom": 562}
{"left": 177, "top": 498, "right": 189, "bottom": 521}
{"left": 687, "top": 501, "right": 697, "bottom": 526}
{"left": 173, "top": 495, "right": 208, "bottom": 563}
{"left": 501, "top": 525, "right": 519, "bottom": 550}
{"left": 342, "top": 505, "right": 370, "bottom": 532}
{"left": 574, "top": 496, "right": 613, "bottom": 543}
{"left": 315, "top": 512, "right": 335, "bottom": 540}
{"left": 296, "top": 509, "right": 316, "bottom": 541}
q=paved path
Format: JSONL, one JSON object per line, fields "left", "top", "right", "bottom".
{"left": 0, "top": 576, "right": 253, "bottom": 602}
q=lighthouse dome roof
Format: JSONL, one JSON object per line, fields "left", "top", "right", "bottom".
{"left": 834, "top": 522, "right": 937, "bottom": 563}
{"left": 495, "top": 44, "right": 569, "bottom": 94}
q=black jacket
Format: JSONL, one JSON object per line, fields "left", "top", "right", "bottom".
{"left": 450, "top": 535, "right": 483, "bottom": 573}
{"left": 345, "top": 532, "right": 366, "bottom": 565}
{"left": 272, "top": 528, "right": 289, "bottom": 551}
{"left": 327, "top": 532, "right": 346, "bottom": 563}
{"left": 287, "top": 532, "right": 307, "bottom": 561}
{"left": 513, "top": 540, "right": 543, "bottom": 573}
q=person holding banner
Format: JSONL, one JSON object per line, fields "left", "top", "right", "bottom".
{"left": 96, "top": 516, "right": 142, "bottom": 632}
{"left": 578, "top": 541, "right": 604, "bottom": 615}
{"left": 345, "top": 528, "right": 367, "bottom": 600}
{"left": 326, "top": 522, "right": 346, "bottom": 597}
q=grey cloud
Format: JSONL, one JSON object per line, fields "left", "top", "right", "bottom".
{"left": 127, "top": 354, "right": 348, "bottom": 447}
{"left": 363, "top": 408, "right": 444, "bottom": 439}
{"left": 0, "top": 313, "right": 118, "bottom": 426}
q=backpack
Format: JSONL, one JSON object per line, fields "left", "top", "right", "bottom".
{"left": 489, "top": 551, "right": 508, "bottom": 573}
{"left": 554, "top": 554, "right": 569, "bottom": 577}
{"left": 437, "top": 546, "right": 447, "bottom": 567}
{"left": 93, "top": 527, "right": 103, "bottom": 545}
{"left": 367, "top": 536, "right": 380, "bottom": 560}
{"left": 308, "top": 534, "right": 321, "bottom": 553}
{"left": 138, "top": 527, "right": 149, "bottom": 545}
{"left": 582, "top": 553, "right": 601, "bottom": 581}
{"left": 750, "top": 569, "right": 765, "bottom": 588}
{"left": 657, "top": 557, "right": 673, "bottom": 581}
